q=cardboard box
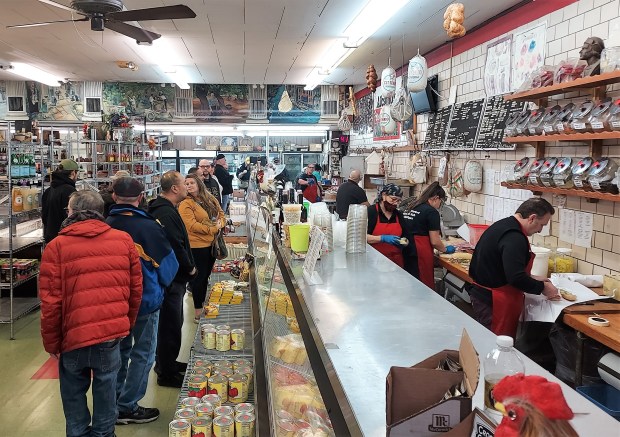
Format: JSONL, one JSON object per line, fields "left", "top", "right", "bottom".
{"left": 386, "top": 330, "right": 479, "bottom": 437}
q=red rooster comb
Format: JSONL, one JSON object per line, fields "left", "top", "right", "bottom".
{"left": 493, "top": 373, "right": 574, "bottom": 420}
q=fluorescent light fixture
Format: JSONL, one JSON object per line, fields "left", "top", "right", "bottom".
{"left": 7, "top": 62, "right": 62, "bottom": 87}
{"left": 141, "top": 123, "right": 330, "bottom": 136}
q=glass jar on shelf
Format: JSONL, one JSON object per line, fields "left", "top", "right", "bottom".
{"left": 539, "top": 157, "right": 558, "bottom": 187}
{"left": 503, "top": 112, "right": 522, "bottom": 137}
{"left": 589, "top": 98, "right": 613, "bottom": 132}
{"left": 555, "top": 103, "right": 576, "bottom": 134}
{"left": 514, "top": 110, "right": 533, "bottom": 136}
{"left": 542, "top": 105, "right": 562, "bottom": 134}
{"left": 527, "top": 108, "right": 547, "bottom": 135}
{"left": 570, "top": 100, "right": 596, "bottom": 133}
{"left": 607, "top": 99, "right": 620, "bottom": 131}
{"left": 513, "top": 157, "right": 531, "bottom": 184}
{"left": 554, "top": 248, "right": 575, "bottom": 273}
{"left": 527, "top": 158, "right": 546, "bottom": 185}
{"left": 551, "top": 157, "right": 574, "bottom": 188}
{"left": 572, "top": 157, "right": 594, "bottom": 190}
{"left": 587, "top": 157, "right": 619, "bottom": 194}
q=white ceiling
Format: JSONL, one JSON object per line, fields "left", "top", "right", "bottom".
{"left": 0, "top": 0, "right": 527, "bottom": 86}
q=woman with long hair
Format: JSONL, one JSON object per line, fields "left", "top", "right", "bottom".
{"left": 409, "top": 182, "right": 455, "bottom": 289}
{"left": 179, "top": 173, "right": 226, "bottom": 322}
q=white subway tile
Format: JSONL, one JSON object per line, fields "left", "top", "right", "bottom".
{"left": 584, "top": 8, "right": 602, "bottom": 28}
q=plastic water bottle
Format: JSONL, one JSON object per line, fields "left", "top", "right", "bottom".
{"left": 483, "top": 335, "right": 525, "bottom": 422}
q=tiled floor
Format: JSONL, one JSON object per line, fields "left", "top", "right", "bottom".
{"left": 0, "top": 293, "right": 198, "bottom": 437}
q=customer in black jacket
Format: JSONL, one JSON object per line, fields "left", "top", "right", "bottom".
{"left": 213, "top": 153, "right": 233, "bottom": 213}
{"left": 148, "top": 171, "right": 196, "bottom": 388}
{"left": 41, "top": 159, "right": 78, "bottom": 243}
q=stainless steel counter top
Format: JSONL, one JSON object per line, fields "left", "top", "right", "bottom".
{"left": 286, "top": 244, "right": 619, "bottom": 436}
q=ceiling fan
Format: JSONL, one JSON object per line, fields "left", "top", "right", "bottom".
{"left": 7, "top": 0, "right": 196, "bottom": 44}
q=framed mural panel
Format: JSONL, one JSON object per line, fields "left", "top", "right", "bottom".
{"left": 193, "top": 84, "right": 249, "bottom": 122}
{"left": 103, "top": 82, "right": 175, "bottom": 123}
{"left": 267, "top": 85, "right": 320, "bottom": 123}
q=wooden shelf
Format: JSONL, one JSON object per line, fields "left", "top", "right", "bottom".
{"left": 501, "top": 182, "right": 620, "bottom": 202}
{"left": 504, "top": 131, "right": 620, "bottom": 143}
{"left": 505, "top": 70, "right": 620, "bottom": 102}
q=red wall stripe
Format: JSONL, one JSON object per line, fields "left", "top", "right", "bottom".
{"left": 356, "top": 0, "right": 577, "bottom": 99}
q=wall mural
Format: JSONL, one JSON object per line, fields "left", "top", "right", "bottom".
{"left": 103, "top": 82, "right": 175, "bottom": 123}
{"left": 193, "top": 84, "right": 249, "bottom": 122}
{"left": 267, "top": 85, "right": 320, "bottom": 124}
{"left": 36, "top": 82, "right": 84, "bottom": 121}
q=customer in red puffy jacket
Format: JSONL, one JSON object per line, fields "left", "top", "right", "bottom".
{"left": 40, "top": 190, "right": 143, "bottom": 437}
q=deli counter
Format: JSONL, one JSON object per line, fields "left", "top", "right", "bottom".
{"left": 244, "top": 190, "right": 619, "bottom": 436}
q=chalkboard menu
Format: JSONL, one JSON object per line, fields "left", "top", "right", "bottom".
{"left": 476, "top": 95, "right": 525, "bottom": 149}
{"left": 444, "top": 98, "right": 485, "bottom": 150}
{"left": 423, "top": 106, "right": 452, "bottom": 150}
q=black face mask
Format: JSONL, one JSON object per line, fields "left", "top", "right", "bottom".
{"left": 383, "top": 201, "right": 397, "bottom": 212}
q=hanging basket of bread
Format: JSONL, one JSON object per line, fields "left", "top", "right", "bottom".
{"left": 444, "top": 3, "right": 466, "bottom": 38}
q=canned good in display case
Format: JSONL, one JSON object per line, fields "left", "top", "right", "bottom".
{"left": 607, "top": 99, "right": 620, "bottom": 130}
{"left": 216, "top": 330, "right": 231, "bottom": 351}
{"left": 215, "top": 324, "right": 231, "bottom": 331}
{"left": 200, "top": 325, "right": 215, "bottom": 342}
{"left": 212, "top": 360, "right": 232, "bottom": 370}
{"left": 572, "top": 157, "right": 594, "bottom": 190}
{"left": 180, "top": 396, "right": 201, "bottom": 409}
{"left": 235, "top": 412, "right": 256, "bottom": 437}
{"left": 214, "top": 405, "right": 235, "bottom": 417}
{"left": 191, "top": 417, "right": 212, "bottom": 437}
{"left": 193, "top": 358, "right": 212, "bottom": 370}
{"left": 212, "top": 415, "right": 235, "bottom": 437}
{"left": 542, "top": 105, "right": 562, "bottom": 134}
{"left": 527, "top": 158, "right": 546, "bottom": 185}
{"left": 192, "top": 366, "right": 211, "bottom": 378}
{"left": 551, "top": 157, "right": 574, "bottom": 188}
{"left": 214, "top": 367, "right": 234, "bottom": 379}
{"left": 195, "top": 402, "right": 215, "bottom": 418}
{"left": 588, "top": 98, "right": 613, "bottom": 132}
{"left": 201, "top": 393, "right": 222, "bottom": 407}
{"left": 234, "top": 403, "right": 255, "bottom": 416}
{"left": 555, "top": 103, "right": 576, "bottom": 133}
{"left": 187, "top": 374, "right": 208, "bottom": 398}
{"left": 230, "top": 328, "right": 245, "bottom": 351}
{"left": 538, "top": 157, "right": 558, "bottom": 187}
{"left": 169, "top": 419, "right": 192, "bottom": 437}
{"left": 503, "top": 111, "right": 521, "bottom": 137}
{"left": 570, "top": 100, "right": 595, "bottom": 132}
{"left": 232, "top": 359, "right": 252, "bottom": 370}
{"left": 527, "top": 108, "right": 547, "bottom": 135}
{"left": 512, "top": 157, "right": 531, "bottom": 184}
{"left": 174, "top": 408, "right": 197, "bottom": 421}
{"left": 202, "top": 327, "right": 217, "bottom": 350}
{"left": 228, "top": 374, "right": 249, "bottom": 403}
{"left": 514, "top": 110, "right": 532, "bottom": 136}
{"left": 208, "top": 374, "right": 228, "bottom": 403}
{"left": 588, "top": 158, "right": 619, "bottom": 193}
{"left": 235, "top": 366, "right": 254, "bottom": 393}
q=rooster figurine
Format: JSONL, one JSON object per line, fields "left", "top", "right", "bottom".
{"left": 493, "top": 373, "right": 578, "bottom": 437}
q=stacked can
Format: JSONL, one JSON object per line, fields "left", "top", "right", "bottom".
{"left": 235, "top": 412, "right": 256, "bottom": 436}
{"left": 169, "top": 419, "right": 191, "bottom": 437}
{"left": 174, "top": 408, "right": 196, "bottom": 422}
{"left": 208, "top": 373, "right": 228, "bottom": 403}
{"left": 228, "top": 374, "right": 248, "bottom": 403}
{"left": 230, "top": 328, "right": 245, "bottom": 350}
{"left": 212, "top": 415, "right": 234, "bottom": 437}
{"left": 201, "top": 393, "right": 222, "bottom": 408}
{"left": 179, "top": 396, "right": 201, "bottom": 409}
{"left": 234, "top": 366, "right": 253, "bottom": 393}
{"left": 191, "top": 417, "right": 212, "bottom": 436}
{"left": 186, "top": 374, "right": 208, "bottom": 398}
{"left": 195, "top": 402, "right": 214, "bottom": 418}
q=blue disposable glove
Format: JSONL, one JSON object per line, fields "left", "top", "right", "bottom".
{"left": 445, "top": 245, "right": 456, "bottom": 254}
{"left": 380, "top": 235, "right": 401, "bottom": 246}
{"left": 307, "top": 178, "right": 316, "bottom": 185}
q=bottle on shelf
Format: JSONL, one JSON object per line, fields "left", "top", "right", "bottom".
{"left": 297, "top": 191, "right": 308, "bottom": 223}
{"left": 483, "top": 335, "right": 525, "bottom": 423}
{"left": 12, "top": 187, "right": 23, "bottom": 212}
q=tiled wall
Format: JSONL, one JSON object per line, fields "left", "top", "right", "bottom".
{"left": 350, "top": 0, "right": 620, "bottom": 276}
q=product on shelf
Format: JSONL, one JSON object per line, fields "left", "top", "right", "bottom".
{"left": 551, "top": 157, "right": 574, "bottom": 188}
{"left": 212, "top": 415, "right": 234, "bottom": 437}
{"left": 174, "top": 408, "right": 197, "bottom": 421}
{"left": 228, "top": 374, "right": 249, "bottom": 403}
{"left": 235, "top": 403, "right": 255, "bottom": 416}
{"left": 538, "top": 157, "right": 558, "bottom": 187}
{"left": 191, "top": 417, "right": 212, "bottom": 437}
{"left": 214, "top": 406, "right": 235, "bottom": 418}
{"left": 571, "top": 157, "right": 594, "bottom": 190}
{"left": 554, "top": 58, "right": 587, "bottom": 83}
{"left": 231, "top": 328, "right": 245, "bottom": 350}
{"left": 216, "top": 330, "right": 231, "bottom": 352}
{"left": 0, "top": 259, "right": 39, "bottom": 283}
{"left": 270, "top": 334, "right": 308, "bottom": 365}
{"left": 202, "top": 326, "right": 217, "bottom": 350}
{"left": 589, "top": 98, "right": 613, "bottom": 132}
{"left": 273, "top": 383, "right": 327, "bottom": 421}
{"left": 527, "top": 158, "right": 546, "bottom": 185}
{"left": 235, "top": 367, "right": 254, "bottom": 392}
{"left": 570, "top": 100, "right": 596, "bottom": 132}
{"left": 266, "top": 289, "right": 296, "bottom": 317}
{"left": 169, "top": 419, "right": 191, "bottom": 437}
{"left": 287, "top": 317, "right": 300, "bottom": 334}
{"left": 180, "top": 396, "right": 202, "bottom": 409}
{"left": 608, "top": 99, "right": 620, "bottom": 130}
{"left": 527, "top": 108, "right": 547, "bottom": 135}
{"left": 235, "top": 412, "right": 256, "bottom": 436}
{"left": 541, "top": 105, "right": 563, "bottom": 134}
{"left": 511, "top": 157, "right": 531, "bottom": 184}
{"left": 208, "top": 374, "right": 229, "bottom": 403}
{"left": 232, "top": 359, "right": 252, "bottom": 370}
{"left": 201, "top": 393, "right": 222, "bottom": 408}
{"left": 601, "top": 47, "right": 620, "bottom": 73}
{"left": 187, "top": 374, "right": 208, "bottom": 398}
{"left": 195, "top": 402, "right": 215, "bottom": 418}
{"left": 514, "top": 110, "right": 532, "bottom": 136}
{"left": 587, "top": 157, "right": 619, "bottom": 193}
{"left": 204, "top": 303, "right": 220, "bottom": 319}
{"left": 555, "top": 103, "right": 576, "bottom": 134}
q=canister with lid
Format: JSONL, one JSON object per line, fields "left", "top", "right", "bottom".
{"left": 527, "top": 158, "right": 546, "bottom": 185}
{"left": 555, "top": 103, "right": 576, "bottom": 134}
{"left": 607, "top": 99, "right": 620, "bottom": 131}
{"left": 570, "top": 100, "right": 595, "bottom": 132}
{"left": 588, "top": 98, "right": 613, "bottom": 132}
{"left": 514, "top": 110, "right": 533, "bottom": 136}
{"left": 527, "top": 108, "right": 547, "bottom": 135}
{"left": 588, "top": 158, "right": 619, "bottom": 193}
{"left": 503, "top": 112, "right": 522, "bottom": 137}
{"left": 572, "top": 157, "right": 594, "bottom": 190}
{"left": 513, "top": 157, "right": 531, "bottom": 184}
{"left": 551, "top": 157, "right": 574, "bottom": 188}
{"left": 542, "top": 105, "right": 562, "bottom": 134}
{"left": 539, "top": 157, "right": 558, "bottom": 187}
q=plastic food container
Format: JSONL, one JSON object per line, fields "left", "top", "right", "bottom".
{"left": 503, "top": 112, "right": 522, "bottom": 138}
{"left": 527, "top": 158, "right": 546, "bottom": 185}
{"left": 542, "top": 105, "right": 562, "bottom": 134}
{"left": 554, "top": 248, "right": 575, "bottom": 273}
{"left": 601, "top": 47, "right": 620, "bottom": 73}
{"left": 527, "top": 108, "right": 547, "bottom": 135}
{"left": 588, "top": 158, "right": 619, "bottom": 193}
{"left": 539, "top": 157, "right": 558, "bottom": 187}
{"left": 513, "top": 157, "right": 531, "bottom": 184}
{"left": 607, "top": 99, "right": 620, "bottom": 131}
{"left": 589, "top": 98, "right": 613, "bottom": 132}
{"left": 570, "top": 100, "right": 596, "bottom": 132}
{"left": 551, "top": 157, "right": 574, "bottom": 188}
{"left": 572, "top": 157, "right": 594, "bottom": 190}
{"left": 514, "top": 110, "right": 533, "bottom": 136}
{"left": 555, "top": 103, "right": 576, "bottom": 134}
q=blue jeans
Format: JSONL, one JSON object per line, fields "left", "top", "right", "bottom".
{"left": 116, "top": 310, "right": 159, "bottom": 414}
{"left": 221, "top": 194, "right": 230, "bottom": 214}
{"left": 59, "top": 339, "right": 121, "bottom": 437}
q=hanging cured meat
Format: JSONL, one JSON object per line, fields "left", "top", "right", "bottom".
{"left": 443, "top": 3, "right": 466, "bottom": 39}
{"left": 366, "top": 64, "right": 378, "bottom": 92}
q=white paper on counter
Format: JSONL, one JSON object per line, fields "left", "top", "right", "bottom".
{"left": 574, "top": 211, "right": 593, "bottom": 248}
{"left": 493, "top": 197, "right": 504, "bottom": 222}
{"left": 484, "top": 197, "right": 494, "bottom": 222}
{"left": 522, "top": 276, "right": 607, "bottom": 323}
{"left": 483, "top": 170, "right": 496, "bottom": 195}
{"left": 559, "top": 208, "right": 575, "bottom": 244}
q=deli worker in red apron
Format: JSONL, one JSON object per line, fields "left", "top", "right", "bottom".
{"left": 296, "top": 165, "right": 321, "bottom": 203}
{"left": 408, "top": 182, "right": 455, "bottom": 290}
{"left": 468, "top": 197, "right": 561, "bottom": 338}
{"left": 366, "top": 184, "right": 408, "bottom": 268}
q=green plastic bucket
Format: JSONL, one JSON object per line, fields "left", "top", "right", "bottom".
{"left": 289, "top": 224, "right": 311, "bottom": 252}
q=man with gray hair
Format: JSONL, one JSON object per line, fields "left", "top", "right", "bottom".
{"left": 199, "top": 158, "right": 222, "bottom": 205}
{"left": 335, "top": 169, "right": 369, "bottom": 220}
{"left": 40, "top": 190, "right": 143, "bottom": 437}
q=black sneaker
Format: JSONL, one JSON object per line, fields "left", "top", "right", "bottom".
{"left": 157, "top": 372, "right": 184, "bottom": 388}
{"left": 117, "top": 405, "right": 160, "bottom": 425}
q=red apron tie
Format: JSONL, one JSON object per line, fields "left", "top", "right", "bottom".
{"left": 371, "top": 204, "right": 404, "bottom": 268}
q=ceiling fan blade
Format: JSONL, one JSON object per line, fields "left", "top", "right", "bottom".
{"left": 107, "top": 5, "right": 196, "bottom": 22}
{"left": 7, "top": 17, "right": 89, "bottom": 29}
{"left": 37, "top": 0, "right": 86, "bottom": 15}
{"left": 104, "top": 20, "right": 161, "bottom": 43}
